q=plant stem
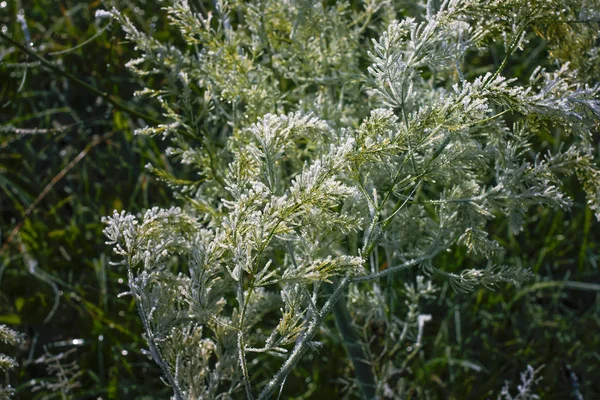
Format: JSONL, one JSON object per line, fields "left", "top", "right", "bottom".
{"left": 352, "top": 254, "right": 437, "bottom": 283}
{"left": 0, "top": 131, "right": 115, "bottom": 255}
{"left": 324, "top": 282, "right": 378, "bottom": 400}
{"left": 257, "top": 277, "right": 351, "bottom": 400}
{"left": 237, "top": 331, "right": 255, "bottom": 400}
{"left": 0, "top": 31, "right": 162, "bottom": 126}
{"left": 128, "top": 265, "right": 184, "bottom": 400}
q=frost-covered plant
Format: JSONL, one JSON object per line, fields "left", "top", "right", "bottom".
{"left": 101, "top": 0, "right": 600, "bottom": 398}
{"left": 31, "top": 348, "right": 83, "bottom": 397}
{"left": 498, "top": 365, "right": 543, "bottom": 400}
{"left": 0, "top": 325, "right": 23, "bottom": 400}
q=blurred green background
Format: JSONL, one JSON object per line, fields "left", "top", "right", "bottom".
{"left": 1, "top": 1, "right": 599, "bottom": 399}
{"left": 1, "top": 1, "right": 172, "bottom": 398}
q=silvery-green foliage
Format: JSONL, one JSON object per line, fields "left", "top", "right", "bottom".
{"left": 101, "top": 0, "right": 600, "bottom": 398}
{"left": 31, "top": 348, "right": 83, "bottom": 397}
{"left": 0, "top": 325, "right": 23, "bottom": 400}
{"left": 498, "top": 365, "right": 543, "bottom": 400}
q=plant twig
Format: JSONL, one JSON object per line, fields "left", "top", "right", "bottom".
{"left": 0, "top": 32, "right": 161, "bottom": 126}
{"left": 324, "top": 281, "right": 378, "bottom": 399}
{"left": 258, "top": 277, "right": 351, "bottom": 400}
{"left": 352, "top": 254, "right": 437, "bottom": 283}
{"left": 131, "top": 269, "right": 185, "bottom": 400}
{"left": 237, "top": 331, "right": 255, "bottom": 400}
{"left": 0, "top": 131, "right": 115, "bottom": 255}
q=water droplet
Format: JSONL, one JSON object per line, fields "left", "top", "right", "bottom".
{"left": 121, "top": 349, "right": 128, "bottom": 356}
{"left": 0, "top": 2, "right": 6, "bottom": 8}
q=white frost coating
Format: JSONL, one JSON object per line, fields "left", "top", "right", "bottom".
{"left": 94, "top": 9, "right": 113, "bottom": 19}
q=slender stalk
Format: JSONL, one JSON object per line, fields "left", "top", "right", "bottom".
{"left": 259, "top": 250, "right": 434, "bottom": 399}
{"left": 237, "top": 331, "right": 255, "bottom": 400}
{"left": 0, "top": 32, "right": 162, "bottom": 126}
{"left": 258, "top": 277, "right": 351, "bottom": 400}
{"left": 352, "top": 254, "right": 437, "bottom": 283}
{"left": 0, "top": 131, "right": 115, "bottom": 255}
{"left": 130, "top": 268, "right": 184, "bottom": 400}
{"left": 324, "top": 282, "right": 378, "bottom": 399}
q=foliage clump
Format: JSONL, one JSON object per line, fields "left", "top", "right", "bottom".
{"left": 0, "top": 325, "right": 24, "bottom": 400}
{"left": 101, "top": 0, "right": 600, "bottom": 398}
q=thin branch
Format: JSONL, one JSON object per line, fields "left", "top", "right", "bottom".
{"left": 237, "top": 331, "right": 255, "bottom": 400}
{"left": 131, "top": 269, "right": 185, "bottom": 400}
{"left": 258, "top": 277, "right": 351, "bottom": 400}
{"left": 352, "top": 254, "right": 437, "bottom": 283}
{"left": 1, "top": 131, "right": 116, "bottom": 255}
{"left": 325, "top": 281, "right": 378, "bottom": 399}
{"left": 0, "top": 31, "right": 162, "bottom": 126}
